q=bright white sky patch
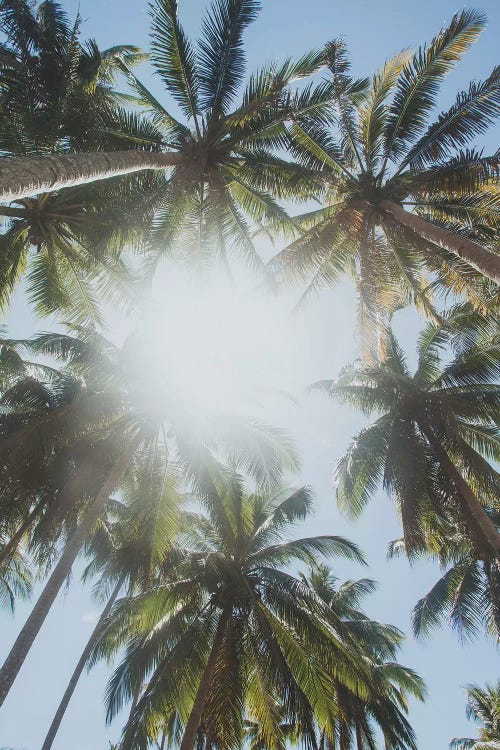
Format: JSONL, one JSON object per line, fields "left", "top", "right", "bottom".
{"left": 137, "top": 264, "right": 300, "bottom": 418}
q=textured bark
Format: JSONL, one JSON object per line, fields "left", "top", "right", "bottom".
{"left": 40, "top": 573, "right": 126, "bottom": 750}
{"left": 421, "top": 424, "right": 500, "bottom": 559}
{"left": 179, "top": 615, "right": 227, "bottom": 750}
{"left": 0, "top": 151, "right": 181, "bottom": 204}
{"left": 379, "top": 199, "right": 500, "bottom": 285}
{"left": 0, "top": 447, "right": 133, "bottom": 707}
{"left": 0, "top": 496, "right": 46, "bottom": 566}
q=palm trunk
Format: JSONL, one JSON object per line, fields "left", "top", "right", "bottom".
{"left": 420, "top": 423, "right": 500, "bottom": 559}
{"left": 40, "top": 573, "right": 126, "bottom": 750}
{"left": 0, "top": 496, "right": 46, "bottom": 567}
{"left": 179, "top": 614, "right": 227, "bottom": 750}
{"left": 379, "top": 199, "right": 500, "bottom": 285}
{"left": 0, "top": 447, "right": 133, "bottom": 707}
{"left": 0, "top": 151, "right": 181, "bottom": 204}
{"left": 0, "top": 205, "right": 27, "bottom": 218}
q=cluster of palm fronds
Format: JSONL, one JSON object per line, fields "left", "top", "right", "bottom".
{"left": 0, "top": 0, "right": 499, "bottom": 749}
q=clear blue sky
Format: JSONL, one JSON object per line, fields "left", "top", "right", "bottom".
{"left": 1, "top": 1, "right": 499, "bottom": 749}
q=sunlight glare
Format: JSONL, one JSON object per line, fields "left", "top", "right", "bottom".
{"left": 138, "top": 266, "right": 297, "bottom": 418}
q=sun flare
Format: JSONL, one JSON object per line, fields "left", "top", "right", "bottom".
{"left": 137, "top": 266, "right": 297, "bottom": 417}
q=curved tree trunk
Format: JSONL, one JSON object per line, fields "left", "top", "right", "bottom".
{"left": 40, "top": 572, "right": 126, "bottom": 750}
{"left": 0, "top": 151, "right": 181, "bottom": 204}
{"left": 0, "top": 446, "right": 133, "bottom": 707}
{"left": 420, "top": 424, "right": 500, "bottom": 559}
{"left": 0, "top": 496, "right": 46, "bottom": 567}
{"left": 379, "top": 199, "right": 500, "bottom": 285}
{"left": 179, "top": 614, "right": 227, "bottom": 750}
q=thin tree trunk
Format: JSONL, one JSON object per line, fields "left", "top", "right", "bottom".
{"left": 0, "top": 205, "right": 27, "bottom": 218}
{"left": 0, "top": 151, "right": 181, "bottom": 204}
{"left": 179, "top": 614, "right": 227, "bottom": 750}
{"left": 379, "top": 199, "right": 500, "bottom": 285}
{"left": 40, "top": 573, "right": 126, "bottom": 750}
{"left": 0, "top": 446, "right": 133, "bottom": 707}
{"left": 0, "top": 496, "right": 46, "bottom": 567}
{"left": 420, "top": 423, "right": 500, "bottom": 559}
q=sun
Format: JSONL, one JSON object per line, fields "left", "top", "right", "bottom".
{"left": 135, "top": 264, "right": 297, "bottom": 418}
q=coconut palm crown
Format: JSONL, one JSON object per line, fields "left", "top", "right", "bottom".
{"left": 92, "top": 472, "right": 379, "bottom": 750}
{"left": 312, "top": 311, "right": 500, "bottom": 560}
{"left": 451, "top": 682, "right": 500, "bottom": 750}
{"left": 270, "top": 11, "right": 500, "bottom": 357}
{"left": 389, "top": 508, "right": 500, "bottom": 642}
{"left": 116, "top": 0, "right": 333, "bottom": 271}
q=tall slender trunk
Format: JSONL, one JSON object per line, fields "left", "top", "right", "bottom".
{"left": 40, "top": 573, "right": 126, "bottom": 750}
{"left": 0, "top": 496, "right": 46, "bottom": 567}
{"left": 0, "top": 446, "right": 133, "bottom": 707}
{"left": 420, "top": 423, "right": 500, "bottom": 559}
{"left": 179, "top": 614, "right": 227, "bottom": 750}
{"left": 0, "top": 151, "right": 181, "bottom": 204}
{"left": 379, "top": 199, "right": 500, "bottom": 285}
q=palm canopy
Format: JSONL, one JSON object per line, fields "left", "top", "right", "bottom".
{"left": 389, "top": 509, "right": 500, "bottom": 642}
{"left": 312, "top": 309, "right": 500, "bottom": 559}
{"left": 0, "top": 325, "right": 299, "bottom": 706}
{"left": 91, "top": 471, "right": 381, "bottom": 750}
{"left": 451, "top": 683, "right": 500, "bottom": 750}
{"left": 0, "top": 325, "right": 298, "bottom": 540}
{"left": 119, "top": 0, "right": 332, "bottom": 271}
{"left": 0, "top": 0, "right": 164, "bottom": 322}
{"left": 270, "top": 11, "right": 500, "bottom": 357}
{"left": 303, "top": 564, "right": 424, "bottom": 750}
{"left": 0, "top": 0, "right": 146, "bottom": 155}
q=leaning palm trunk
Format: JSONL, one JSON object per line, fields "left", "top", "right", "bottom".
{"left": 40, "top": 572, "right": 126, "bottom": 750}
{"left": 0, "top": 151, "right": 181, "bottom": 204}
{"left": 178, "top": 615, "right": 228, "bottom": 750}
{"left": 0, "top": 447, "right": 133, "bottom": 707}
{"left": 379, "top": 200, "right": 500, "bottom": 285}
{"left": 420, "top": 423, "right": 500, "bottom": 559}
{"left": 0, "top": 496, "right": 46, "bottom": 567}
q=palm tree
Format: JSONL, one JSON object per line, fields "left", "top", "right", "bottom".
{"left": 0, "top": 0, "right": 167, "bottom": 319}
{"left": 0, "top": 328, "right": 296, "bottom": 707}
{"left": 40, "top": 470, "right": 183, "bottom": 750}
{"left": 93, "top": 472, "right": 374, "bottom": 750}
{"left": 389, "top": 508, "right": 500, "bottom": 641}
{"left": 312, "top": 314, "right": 500, "bottom": 560}
{"left": 451, "top": 683, "right": 500, "bottom": 750}
{"left": 0, "top": 0, "right": 328, "bottom": 272}
{"left": 0, "top": 0, "right": 146, "bottom": 155}
{"left": 303, "top": 564, "right": 425, "bottom": 750}
{"left": 0, "top": 173, "right": 169, "bottom": 322}
{"left": 270, "top": 12, "right": 500, "bottom": 354}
